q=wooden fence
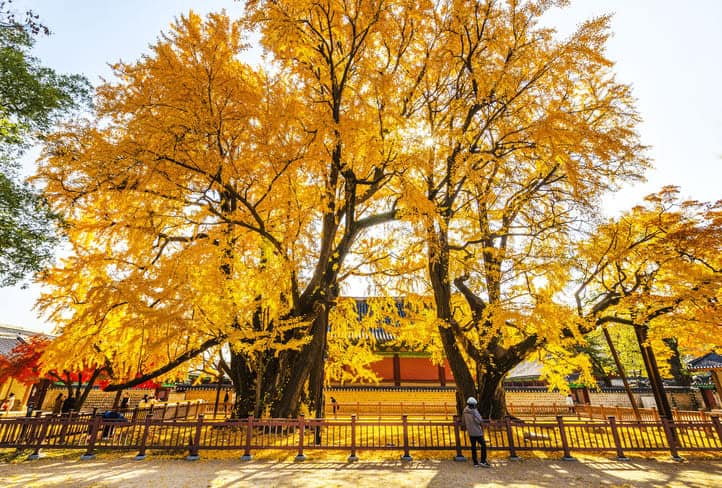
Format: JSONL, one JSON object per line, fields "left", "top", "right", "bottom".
{"left": 325, "top": 401, "right": 716, "bottom": 423}
{"left": 574, "top": 404, "right": 714, "bottom": 423}
{"left": 119, "top": 400, "right": 205, "bottom": 422}
{"left": 324, "top": 401, "right": 457, "bottom": 419}
{"left": 1, "top": 413, "right": 721, "bottom": 461}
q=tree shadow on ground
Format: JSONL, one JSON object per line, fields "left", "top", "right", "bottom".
{"left": 1, "top": 454, "right": 721, "bottom": 487}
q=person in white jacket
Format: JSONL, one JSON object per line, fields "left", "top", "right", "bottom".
{"left": 462, "top": 397, "right": 490, "bottom": 467}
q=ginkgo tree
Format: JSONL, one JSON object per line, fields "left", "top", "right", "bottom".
{"left": 379, "top": 0, "right": 648, "bottom": 417}
{"left": 36, "top": 2, "right": 417, "bottom": 418}
{"left": 573, "top": 187, "right": 722, "bottom": 419}
{"left": 34, "top": 1, "right": 671, "bottom": 420}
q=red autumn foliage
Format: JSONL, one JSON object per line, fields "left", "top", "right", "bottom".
{"left": 0, "top": 335, "right": 108, "bottom": 386}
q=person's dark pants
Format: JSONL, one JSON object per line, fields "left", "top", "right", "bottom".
{"left": 469, "top": 435, "right": 487, "bottom": 464}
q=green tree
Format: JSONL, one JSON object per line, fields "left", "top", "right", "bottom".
{"left": 0, "top": 0, "right": 89, "bottom": 286}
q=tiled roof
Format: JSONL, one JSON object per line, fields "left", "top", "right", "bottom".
{"left": 0, "top": 336, "right": 21, "bottom": 357}
{"left": 507, "top": 360, "right": 543, "bottom": 379}
{"left": 0, "top": 324, "right": 46, "bottom": 358}
{"left": 688, "top": 352, "right": 722, "bottom": 370}
{"left": 351, "top": 298, "right": 407, "bottom": 345}
{"left": 0, "top": 324, "right": 39, "bottom": 337}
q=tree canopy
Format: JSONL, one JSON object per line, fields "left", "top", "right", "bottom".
{"left": 384, "top": 0, "right": 648, "bottom": 417}
{"left": 574, "top": 187, "right": 722, "bottom": 365}
{"left": 0, "top": 0, "right": 90, "bottom": 286}
{"left": 37, "top": 5, "right": 407, "bottom": 417}
{"left": 32, "top": 2, "right": 719, "bottom": 418}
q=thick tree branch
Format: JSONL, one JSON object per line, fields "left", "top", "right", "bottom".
{"left": 103, "top": 336, "right": 225, "bottom": 391}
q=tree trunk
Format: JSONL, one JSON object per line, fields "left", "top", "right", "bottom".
{"left": 603, "top": 326, "right": 642, "bottom": 421}
{"left": 664, "top": 338, "right": 691, "bottom": 387}
{"left": 428, "top": 225, "right": 477, "bottom": 417}
{"left": 477, "top": 372, "right": 508, "bottom": 419}
{"left": 271, "top": 306, "right": 327, "bottom": 418}
{"left": 437, "top": 327, "right": 477, "bottom": 417}
{"left": 635, "top": 325, "right": 673, "bottom": 421}
{"left": 308, "top": 311, "right": 329, "bottom": 419}
{"left": 229, "top": 350, "right": 259, "bottom": 418}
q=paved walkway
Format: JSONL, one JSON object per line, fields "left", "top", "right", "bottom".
{"left": 1, "top": 455, "right": 722, "bottom": 487}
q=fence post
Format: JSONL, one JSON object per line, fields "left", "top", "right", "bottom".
{"left": 608, "top": 416, "right": 629, "bottom": 461}
{"left": 135, "top": 413, "right": 153, "bottom": 460}
{"left": 21, "top": 411, "right": 41, "bottom": 447}
{"left": 295, "top": 415, "right": 306, "bottom": 462}
{"left": 58, "top": 413, "right": 70, "bottom": 443}
{"left": 348, "top": 415, "right": 359, "bottom": 462}
{"left": 661, "top": 417, "right": 683, "bottom": 461}
{"left": 556, "top": 415, "right": 575, "bottom": 461}
{"left": 28, "top": 416, "right": 50, "bottom": 460}
{"left": 452, "top": 415, "right": 466, "bottom": 462}
{"left": 505, "top": 415, "right": 520, "bottom": 460}
{"left": 80, "top": 414, "right": 102, "bottom": 460}
{"left": 187, "top": 414, "right": 204, "bottom": 460}
{"left": 710, "top": 416, "right": 722, "bottom": 447}
{"left": 241, "top": 415, "right": 254, "bottom": 461}
{"left": 400, "top": 414, "right": 412, "bottom": 461}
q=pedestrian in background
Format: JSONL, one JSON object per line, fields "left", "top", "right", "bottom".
{"left": 52, "top": 393, "right": 64, "bottom": 414}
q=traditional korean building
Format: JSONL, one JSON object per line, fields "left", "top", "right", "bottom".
{"left": 336, "top": 298, "right": 543, "bottom": 388}
{"left": 687, "top": 352, "right": 722, "bottom": 410}
{"left": 0, "top": 324, "right": 40, "bottom": 412}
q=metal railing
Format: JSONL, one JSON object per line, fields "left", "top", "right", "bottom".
{"left": 1, "top": 412, "right": 721, "bottom": 461}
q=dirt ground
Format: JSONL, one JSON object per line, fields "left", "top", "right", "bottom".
{"left": 1, "top": 453, "right": 722, "bottom": 488}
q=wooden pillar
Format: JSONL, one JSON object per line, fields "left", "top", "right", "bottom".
{"left": 711, "top": 370, "right": 722, "bottom": 405}
{"left": 393, "top": 354, "right": 401, "bottom": 387}
{"left": 438, "top": 365, "right": 446, "bottom": 387}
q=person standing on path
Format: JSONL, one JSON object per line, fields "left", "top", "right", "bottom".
{"left": 462, "top": 397, "right": 490, "bottom": 468}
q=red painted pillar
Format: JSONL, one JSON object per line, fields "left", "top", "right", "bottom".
{"left": 393, "top": 354, "right": 401, "bottom": 387}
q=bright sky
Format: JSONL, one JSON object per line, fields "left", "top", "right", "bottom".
{"left": 2, "top": 1, "right": 721, "bottom": 333}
